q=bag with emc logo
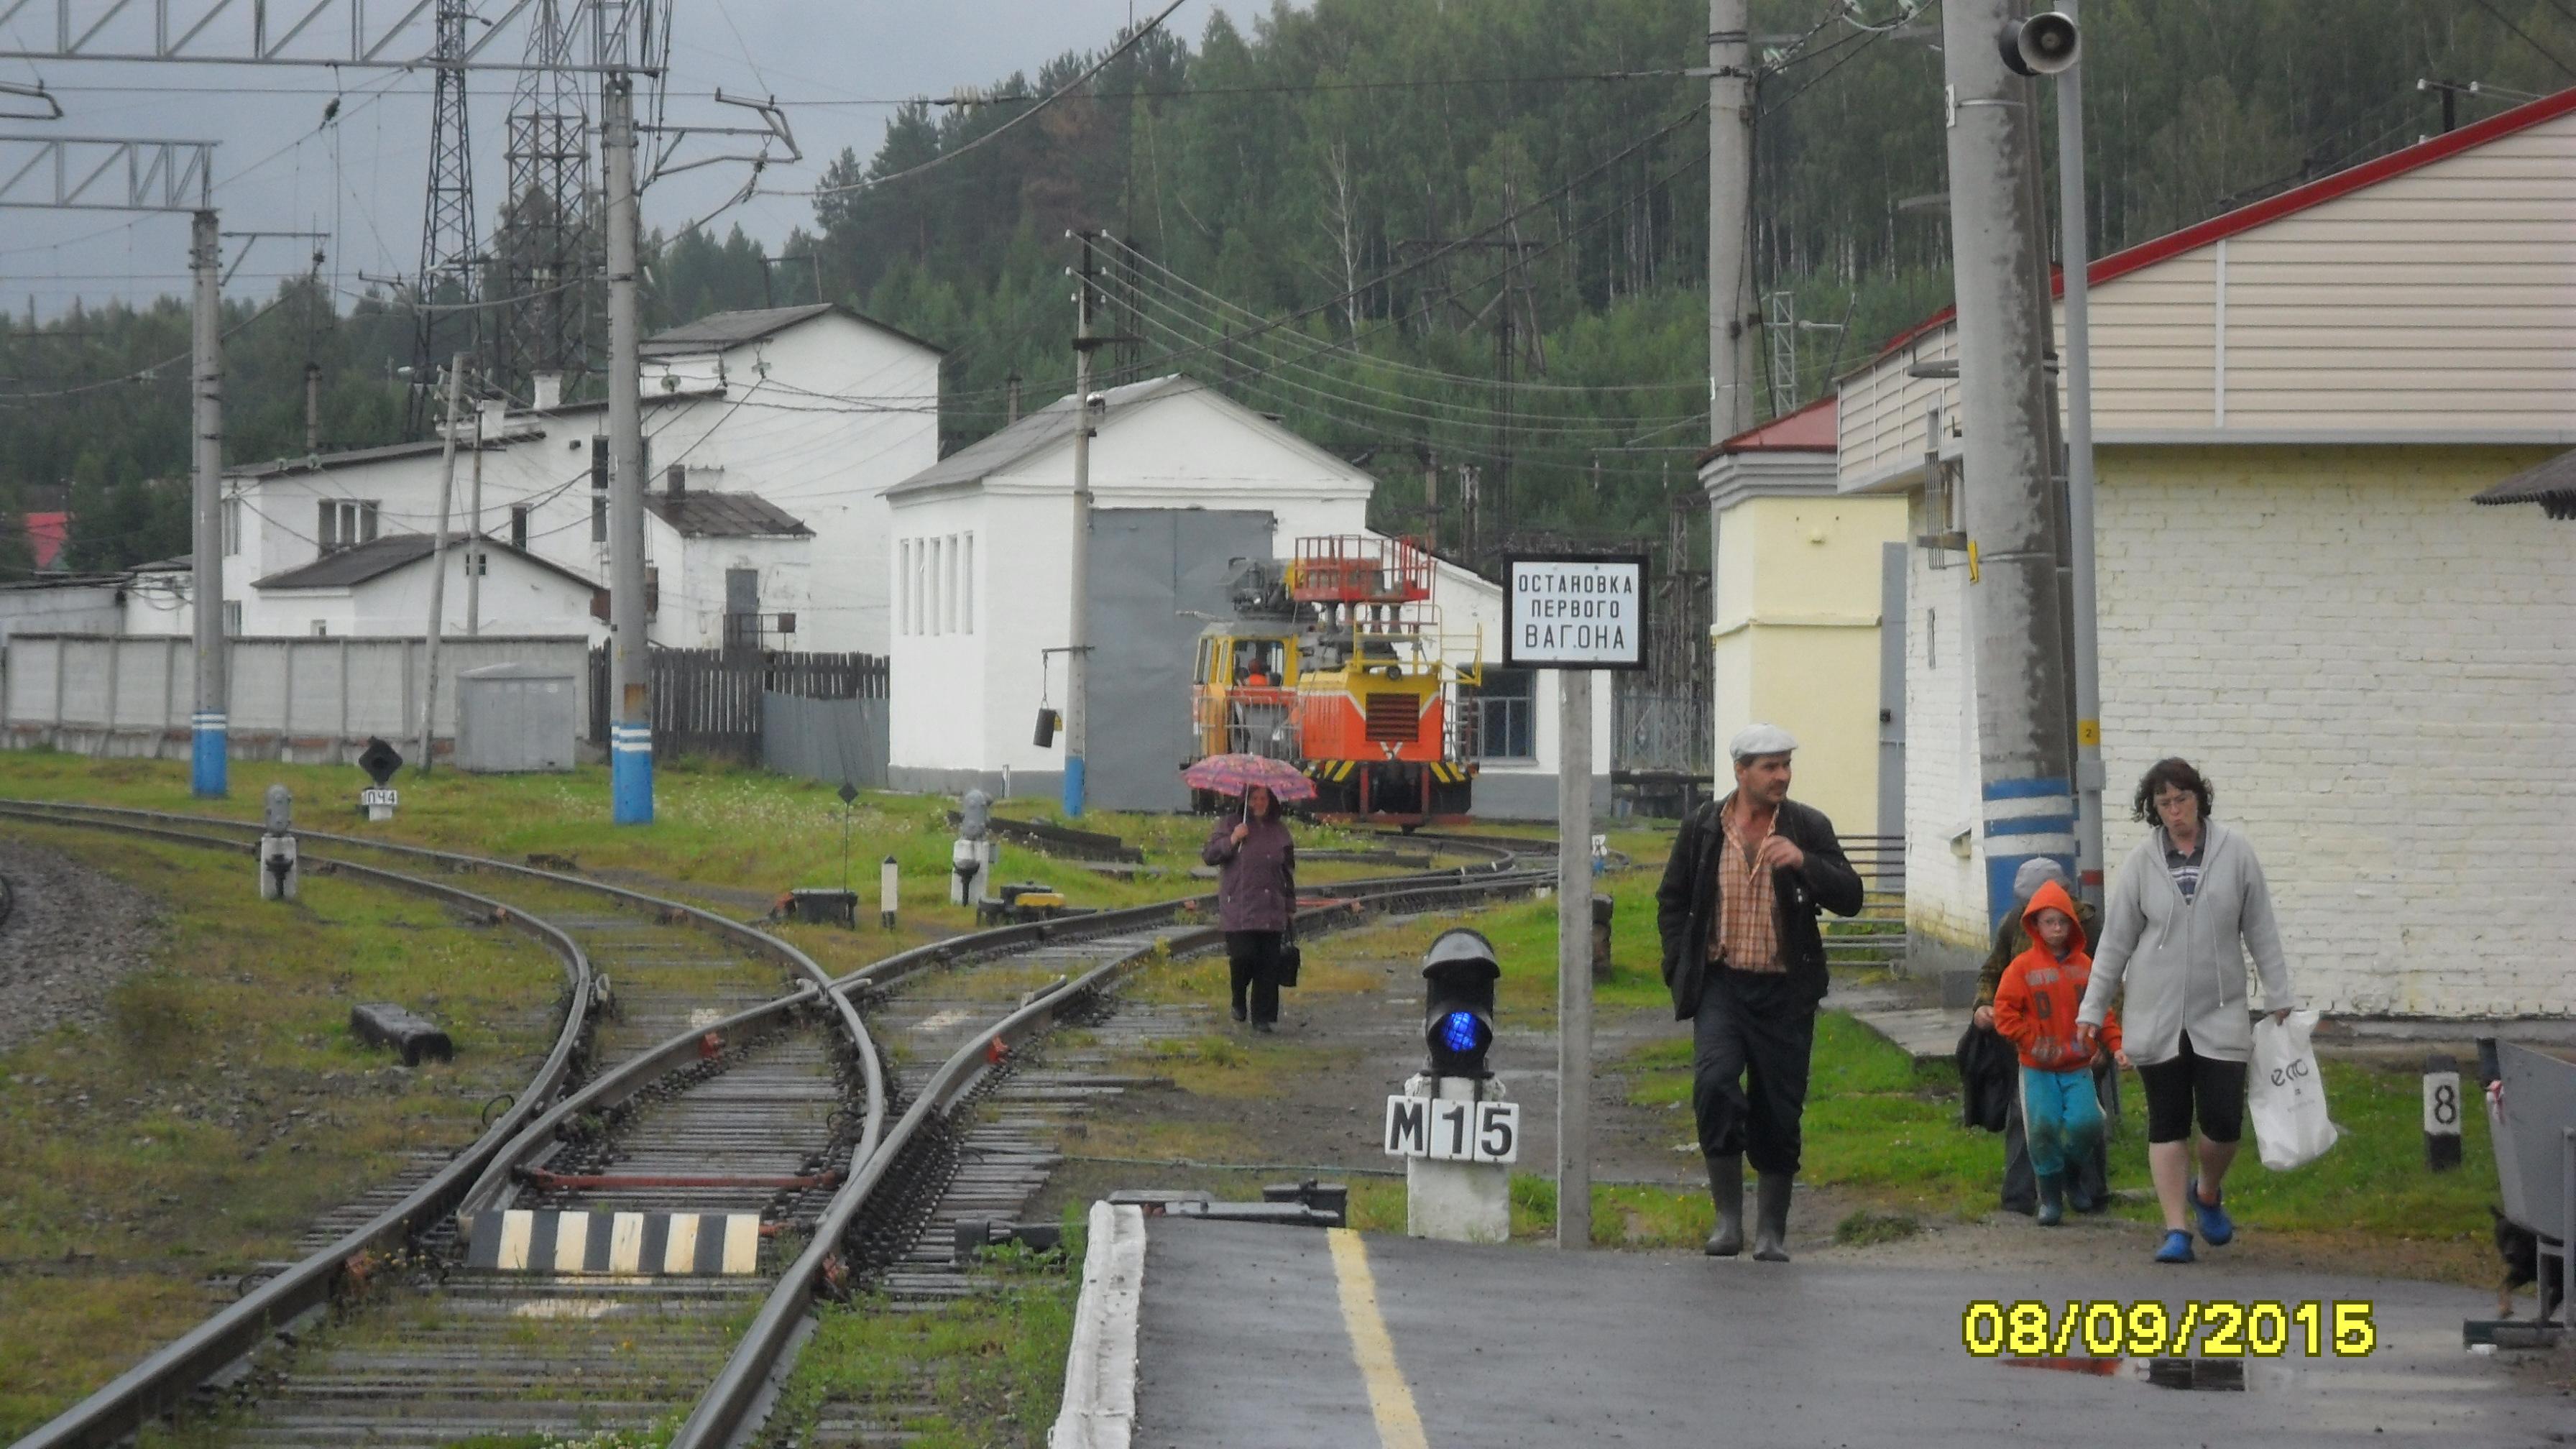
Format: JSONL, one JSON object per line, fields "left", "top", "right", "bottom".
{"left": 2249, "top": 1010, "right": 2340, "bottom": 1171}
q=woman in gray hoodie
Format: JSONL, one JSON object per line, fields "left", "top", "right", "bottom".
{"left": 2076, "top": 758, "right": 2299, "bottom": 1265}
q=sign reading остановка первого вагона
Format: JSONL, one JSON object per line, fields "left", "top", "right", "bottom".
{"left": 1503, "top": 554, "right": 1650, "bottom": 670}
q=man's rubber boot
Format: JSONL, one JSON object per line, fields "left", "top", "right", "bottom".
{"left": 1752, "top": 1172, "right": 1794, "bottom": 1262}
{"left": 1702, "top": 1154, "right": 1744, "bottom": 1257}
{"left": 2036, "top": 1172, "right": 2066, "bottom": 1227}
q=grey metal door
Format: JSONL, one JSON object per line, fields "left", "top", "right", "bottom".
{"left": 1084, "top": 508, "right": 1278, "bottom": 812}
{"left": 1877, "top": 541, "right": 1907, "bottom": 841}
{"left": 724, "top": 568, "right": 758, "bottom": 652}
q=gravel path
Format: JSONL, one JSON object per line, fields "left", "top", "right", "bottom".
{"left": 0, "top": 832, "right": 167, "bottom": 1055}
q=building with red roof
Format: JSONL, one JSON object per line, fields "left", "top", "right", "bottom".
{"left": 1842, "top": 84, "right": 2576, "bottom": 1018}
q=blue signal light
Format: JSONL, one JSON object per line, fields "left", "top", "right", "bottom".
{"left": 1438, "top": 1009, "right": 1489, "bottom": 1054}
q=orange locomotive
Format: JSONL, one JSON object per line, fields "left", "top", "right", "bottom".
{"left": 1187, "top": 535, "right": 1484, "bottom": 824}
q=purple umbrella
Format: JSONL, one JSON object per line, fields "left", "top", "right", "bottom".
{"left": 1182, "top": 753, "right": 1319, "bottom": 801}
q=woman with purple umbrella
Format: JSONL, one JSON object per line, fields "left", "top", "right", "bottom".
{"left": 1201, "top": 782, "right": 1297, "bottom": 1031}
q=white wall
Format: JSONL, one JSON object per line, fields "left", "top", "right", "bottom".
{"left": 229, "top": 311, "right": 940, "bottom": 656}
{"left": 259, "top": 549, "right": 601, "bottom": 639}
{"left": 886, "top": 489, "right": 994, "bottom": 776}
{"left": 1900, "top": 446, "right": 2576, "bottom": 1016}
{"left": 645, "top": 316, "right": 942, "bottom": 653}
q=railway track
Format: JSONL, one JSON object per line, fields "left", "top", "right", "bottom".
{"left": 0, "top": 801, "right": 1551, "bottom": 1449}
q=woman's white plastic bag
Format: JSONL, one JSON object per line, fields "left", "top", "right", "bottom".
{"left": 2250, "top": 1009, "right": 2340, "bottom": 1170}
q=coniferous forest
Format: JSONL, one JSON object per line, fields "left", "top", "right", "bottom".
{"left": 4, "top": 0, "right": 2570, "bottom": 576}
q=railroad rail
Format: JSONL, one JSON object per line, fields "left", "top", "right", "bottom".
{"left": 0, "top": 800, "right": 1552, "bottom": 1449}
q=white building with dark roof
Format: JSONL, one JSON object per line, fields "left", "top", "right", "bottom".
{"left": 883, "top": 374, "right": 1611, "bottom": 816}
{"left": 250, "top": 533, "right": 604, "bottom": 638}
{"left": 173, "top": 303, "right": 937, "bottom": 651}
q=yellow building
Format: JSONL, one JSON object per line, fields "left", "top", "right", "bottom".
{"left": 1698, "top": 397, "right": 1908, "bottom": 837}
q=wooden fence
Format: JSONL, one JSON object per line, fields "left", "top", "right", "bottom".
{"left": 588, "top": 647, "right": 888, "bottom": 762}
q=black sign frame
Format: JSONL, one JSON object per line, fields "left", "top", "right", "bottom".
{"left": 1501, "top": 552, "right": 1652, "bottom": 672}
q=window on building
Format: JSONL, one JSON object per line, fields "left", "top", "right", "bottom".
{"left": 592, "top": 493, "right": 608, "bottom": 544}
{"left": 959, "top": 533, "right": 974, "bottom": 634}
{"left": 897, "top": 540, "right": 912, "bottom": 635}
{"left": 221, "top": 496, "right": 241, "bottom": 556}
{"left": 316, "top": 499, "right": 377, "bottom": 552}
{"left": 221, "top": 601, "right": 242, "bottom": 635}
{"left": 509, "top": 505, "right": 529, "bottom": 551}
{"left": 311, "top": 620, "right": 328, "bottom": 637}
{"left": 936, "top": 536, "right": 953, "bottom": 635}
{"left": 1462, "top": 667, "right": 1537, "bottom": 761}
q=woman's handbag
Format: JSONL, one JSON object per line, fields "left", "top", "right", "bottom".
{"left": 2249, "top": 1010, "right": 2340, "bottom": 1170}
{"left": 1275, "top": 921, "right": 1302, "bottom": 988}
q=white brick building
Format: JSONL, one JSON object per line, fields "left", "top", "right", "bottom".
{"left": 1847, "top": 86, "right": 2576, "bottom": 1017}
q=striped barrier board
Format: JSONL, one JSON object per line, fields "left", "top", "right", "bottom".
{"left": 464, "top": 1210, "right": 763, "bottom": 1276}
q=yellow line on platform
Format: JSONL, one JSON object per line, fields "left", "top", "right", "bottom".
{"left": 1327, "top": 1228, "right": 1430, "bottom": 1449}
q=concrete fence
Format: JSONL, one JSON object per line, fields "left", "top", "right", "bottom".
{"left": 1, "top": 632, "right": 592, "bottom": 765}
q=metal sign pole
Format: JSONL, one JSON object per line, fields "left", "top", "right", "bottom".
{"left": 1557, "top": 668, "right": 1594, "bottom": 1251}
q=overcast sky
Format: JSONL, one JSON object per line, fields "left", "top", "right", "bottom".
{"left": 0, "top": 1, "right": 1262, "bottom": 321}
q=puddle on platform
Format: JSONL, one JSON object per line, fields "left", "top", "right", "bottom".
{"left": 2007, "top": 1357, "right": 2264, "bottom": 1392}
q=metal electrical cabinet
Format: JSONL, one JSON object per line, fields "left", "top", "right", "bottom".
{"left": 456, "top": 661, "right": 579, "bottom": 773}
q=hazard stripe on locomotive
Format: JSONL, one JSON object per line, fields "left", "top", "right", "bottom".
{"left": 1186, "top": 535, "right": 1484, "bottom": 826}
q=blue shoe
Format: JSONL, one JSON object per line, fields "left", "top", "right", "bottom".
{"left": 2154, "top": 1230, "right": 2196, "bottom": 1264}
{"left": 2189, "top": 1179, "right": 2234, "bottom": 1246}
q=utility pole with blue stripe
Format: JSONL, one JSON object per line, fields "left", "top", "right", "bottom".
{"left": 1940, "top": 0, "right": 2083, "bottom": 927}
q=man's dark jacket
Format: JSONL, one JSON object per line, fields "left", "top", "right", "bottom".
{"left": 1655, "top": 797, "right": 1866, "bottom": 1019}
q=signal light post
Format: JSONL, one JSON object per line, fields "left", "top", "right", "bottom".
{"left": 1384, "top": 929, "right": 1517, "bottom": 1243}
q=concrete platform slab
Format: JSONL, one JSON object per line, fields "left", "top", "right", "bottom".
{"left": 1128, "top": 1219, "right": 2569, "bottom": 1449}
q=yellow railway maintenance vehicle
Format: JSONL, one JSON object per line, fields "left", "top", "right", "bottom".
{"left": 1187, "top": 535, "right": 1484, "bottom": 825}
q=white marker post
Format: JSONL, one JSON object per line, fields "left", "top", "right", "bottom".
{"left": 1505, "top": 553, "right": 1649, "bottom": 1251}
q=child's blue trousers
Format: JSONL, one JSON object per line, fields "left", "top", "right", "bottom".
{"left": 2019, "top": 1064, "right": 2104, "bottom": 1177}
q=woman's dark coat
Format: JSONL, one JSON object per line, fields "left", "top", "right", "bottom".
{"left": 1202, "top": 809, "right": 1297, "bottom": 932}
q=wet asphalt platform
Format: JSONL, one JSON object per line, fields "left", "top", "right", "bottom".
{"left": 1124, "top": 1220, "right": 2569, "bottom": 1448}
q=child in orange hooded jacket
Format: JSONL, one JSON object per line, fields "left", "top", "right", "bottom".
{"left": 1993, "top": 878, "right": 2130, "bottom": 1225}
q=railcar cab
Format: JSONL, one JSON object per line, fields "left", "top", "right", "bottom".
{"left": 1190, "top": 627, "right": 1302, "bottom": 811}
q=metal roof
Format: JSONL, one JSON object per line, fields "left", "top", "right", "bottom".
{"left": 642, "top": 302, "right": 944, "bottom": 357}
{"left": 253, "top": 533, "right": 600, "bottom": 592}
{"left": 642, "top": 490, "right": 812, "bottom": 538}
{"left": 886, "top": 375, "right": 1194, "bottom": 497}
{"left": 2472, "top": 450, "right": 2576, "bottom": 520}
{"left": 1856, "top": 83, "right": 2576, "bottom": 377}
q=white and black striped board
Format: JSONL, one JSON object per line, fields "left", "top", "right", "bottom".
{"left": 464, "top": 1210, "right": 763, "bottom": 1275}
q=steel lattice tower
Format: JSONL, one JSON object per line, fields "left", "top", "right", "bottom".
{"left": 408, "top": 0, "right": 481, "bottom": 436}
{"left": 497, "top": 0, "right": 597, "bottom": 401}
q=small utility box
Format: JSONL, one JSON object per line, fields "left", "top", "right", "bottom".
{"left": 456, "top": 661, "right": 579, "bottom": 773}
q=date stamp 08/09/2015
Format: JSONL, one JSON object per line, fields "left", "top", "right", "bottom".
{"left": 1961, "top": 1299, "right": 2378, "bottom": 1359}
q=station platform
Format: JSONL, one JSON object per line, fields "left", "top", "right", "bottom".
{"left": 1057, "top": 1212, "right": 2569, "bottom": 1449}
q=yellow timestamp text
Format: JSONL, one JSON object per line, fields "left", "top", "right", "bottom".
{"left": 1960, "top": 1299, "right": 2377, "bottom": 1358}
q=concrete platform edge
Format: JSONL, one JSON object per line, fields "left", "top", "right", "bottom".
{"left": 1049, "top": 1202, "right": 1146, "bottom": 1449}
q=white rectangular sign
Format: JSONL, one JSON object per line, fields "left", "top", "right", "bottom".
{"left": 359, "top": 788, "right": 400, "bottom": 808}
{"left": 1504, "top": 554, "right": 1649, "bottom": 670}
{"left": 1384, "top": 1095, "right": 1519, "bottom": 1164}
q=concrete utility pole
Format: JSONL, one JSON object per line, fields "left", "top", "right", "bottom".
{"left": 418, "top": 354, "right": 468, "bottom": 774}
{"left": 1555, "top": 671, "right": 1594, "bottom": 1252}
{"left": 1941, "top": 0, "right": 2079, "bottom": 926}
{"left": 1063, "top": 232, "right": 1098, "bottom": 818}
{"left": 1708, "top": 0, "right": 1756, "bottom": 443}
{"left": 190, "top": 208, "right": 227, "bottom": 798}
{"left": 2054, "top": 0, "right": 2107, "bottom": 904}
{"left": 605, "top": 74, "right": 653, "bottom": 824}
{"left": 466, "top": 400, "right": 487, "bottom": 636}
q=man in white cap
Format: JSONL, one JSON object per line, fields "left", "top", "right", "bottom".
{"left": 1655, "top": 722, "right": 1864, "bottom": 1261}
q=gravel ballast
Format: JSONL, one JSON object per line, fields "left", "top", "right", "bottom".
{"left": 0, "top": 832, "right": 167, "bottom": 1055}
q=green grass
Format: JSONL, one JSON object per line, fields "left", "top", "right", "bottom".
{"left": 768, "top": 1235, "right": 1081, "bottom": 1449}
{"left": 1614, "top": 1011, "right": 2509, "bottom": 1272}
{"left": 0, "top": 755, "right": 1470, "bottom": 954}
{"left": 1273, "top": 873, "right": 1677, "bottom": 1022}
{"left": 0, "top": 825, "right": 564, "bottom": 1440}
